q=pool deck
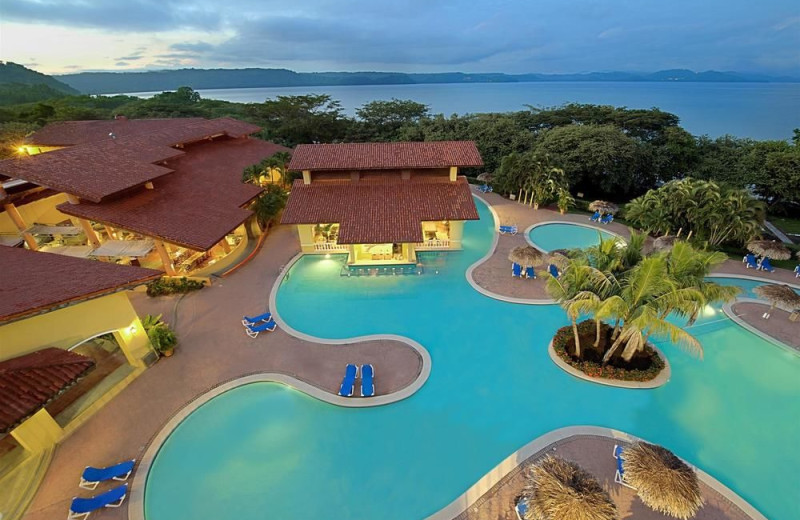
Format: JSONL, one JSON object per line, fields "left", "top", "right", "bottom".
{"left": 728, "top": 301, "right": 800, "bottom": 352}
{"left": 471, "top": 188, "right": 800, "bottom": 350}
{"left": 19, "top": 193, "right": 796, "bottom": 520}
{"left": 21, "top": 225, "right": 423, "bottom": 520}
{"left": 470, "top": 189, "right": 632, "bottom": 302}
{"left": 444, "top": 432, "right": 756, "bottom": 520}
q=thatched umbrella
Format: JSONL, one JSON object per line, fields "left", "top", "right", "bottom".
{"left": 653, "top": 235, "right": 680, "bottom": 253}
{"left": 753, "top": 284, "right": 800, "bottom": 318}
{"left": 746, "top": 240, "right": 791, "bottom": 260}
{"left": 548, "top": 251, "right": 571, "bottom": 270}
{"left": 621, "top": 442, "right": 703, "bottom": 519}
{"left": 588, "top": 200, "right": 619, "bottom": 215}
{"left": 476, "top": 172, "right": 493, "bottom": 183}
{"left": 523, "top": 455, "right": 618, "bottom": 520}
{"left": 509, "top": 246, "right": 545, "bottom": 268}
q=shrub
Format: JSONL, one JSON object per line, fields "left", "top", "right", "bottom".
{"left": 146, "top": 276, "right": 205, "bottom": 297}
{"left": 552, "top": 321, "right": 665, "bottom": 382}
{"left": 141, "top": 314, "right": 177, "bottom": 354}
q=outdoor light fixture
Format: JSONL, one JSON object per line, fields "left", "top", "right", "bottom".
{"left": 325, "top": 253, "right": 331, "bottom": 259}
{"left": 129, "top": 325, "right": 137, "bottom": 335}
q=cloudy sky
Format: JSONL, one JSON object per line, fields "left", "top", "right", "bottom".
{"left": 1, "top": 0, "right": 798, "bottom": 76}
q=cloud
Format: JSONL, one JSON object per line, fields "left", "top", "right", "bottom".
{"left": 0, "top": 0, "right": 221, "bottom": 32}
{"left": 115, "top": 55, "right": 144, "bottom": 61}
{"left": 170, "top": 42, "right": 215, "bottom": 52}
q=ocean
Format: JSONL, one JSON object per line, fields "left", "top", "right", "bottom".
{"left": 128, "top": 81, "right": 800, "bottom": 140}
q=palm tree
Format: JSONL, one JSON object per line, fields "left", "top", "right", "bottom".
{"left": 546, "top": 259, "right": 608, "bottom": 358}
{"left": 599, "top": 256, "right": 704, "bottom": 363}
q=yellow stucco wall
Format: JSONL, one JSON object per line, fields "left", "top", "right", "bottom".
{"left": 0, "top": 193, "right": 72, "bottom": 234}
{"left": 0, "top": 291, "right": 151, "bottom": 365}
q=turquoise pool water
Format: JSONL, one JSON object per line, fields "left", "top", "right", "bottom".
{"left": 708, "top": 275, "right": 800, "bottom": 299}
{"left": 144, "top": 199, "right": 800, "bottom": 520}
{"left": 528, "top": 222, "right": 619, "bottom": 252}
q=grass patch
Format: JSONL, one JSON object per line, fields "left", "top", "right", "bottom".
{"left": 768, "top": 216, "right": 800, "bottom": 241}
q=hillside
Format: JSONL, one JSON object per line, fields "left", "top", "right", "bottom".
{"left": 57, "top": 68, "right": 799, "bottom": 95}
{"left": 0, "top": 62, "right": 78, "bottom": 94}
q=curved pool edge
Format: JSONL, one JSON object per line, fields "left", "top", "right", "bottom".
{"left": 723, "top": 298, "right": 800, "bottom": 357}
{"left": 525, "top": 220, "right": 625, "bottom": 252}
{"left": 425, "top": 425, "right": 768, "bottom": 520}
{"left": 465, "top": 193, "right": 555, "bottom": 305}
{"left": 547, "top": 339, "right": 672, "bottom": 389}
{"left": 708, "top": 272, "right": 800, "bottom": 290}
{"left": 128, "top": 367, "right": 432, "bottom": 520}
{"left": 268, "top": 252, "right": 433, "bottom": 407}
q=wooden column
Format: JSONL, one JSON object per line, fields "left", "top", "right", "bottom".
{"left": 154, "top": 240, "right": 177, "bottom": 275}
{"left": 302, "top": 170, "right": 311, "bottom": 185}
{"left": 76, "top": 218, "right": 101, "bottom": 247}
{"left": 104, "top": 225, "right": 117, "bottom": 240}
{"left": 218, "top": 238, "right": 231, "bottom": 254}
{"left": 2, "top": 202, "right": 38, "bottom": 250}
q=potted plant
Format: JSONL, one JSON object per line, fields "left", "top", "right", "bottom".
{"left": 142, "top": 314, "right": 178, "bottom": 357}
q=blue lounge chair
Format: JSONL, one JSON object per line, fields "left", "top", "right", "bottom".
{"left": 479, "top": 184, "right": 493, "bottom": 193}
{"left": 795, "top": 265, "right": 800, "bottom": 278}
{"left": 548, "top": 264, "right": 560, "bottom": 278}
{"left": 514, "top": 497, "right": 528, "bottom": 520}
{"left": 589, "top": 211, "right": 601, "bottom": 222}
{"left": 759, "top": 257, "right": 775, "bottom": 273}
{"left": 245, "top": 319, "right": 277, "bottom": 338}
{"left": 600, "top": 214, "right": 614, "bottom": 224}
{"left": 242, "top": 311, "right": 272, "bottom": 327}
{"left": 525, "top": 266, "right": 536, "bottom": 279}
{"left": 743, "top": 253, "right": 758, "bottom": 269}
{"left": 613, "top": 444, "right": 636, "bottom": 489}
{"left": 512, "top": 262, "right": 522, "bottom": 278}
{"left": 338, "top": 364, "right": 358, "bottom": 397}
{"left": 361, "top": 364, "right": 375, "bottom": 397}
{"left": 68, "top": 483, "right": 127, "bottom": 520}
{"left": 79, "top": 459, "right": 135, "bottom": 490}
{"left": 499, "top": 225, "right": 518, "bottom": 235}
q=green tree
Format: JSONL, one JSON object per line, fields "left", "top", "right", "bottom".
{"left": 0, "top": 121, "right": 37, "bottom": 159}
{"left": 353, "top": 98, "right": 429, "bottom": 141}
{"left": 251, "top": 184, "right": 288, "bottom": 228}
{"left": 245, "top": 94, "right": 349, "bottom": 146}
{"left": 624, "top": 178, "right": 765, "bottom": 247}
{"left": 495, "top": 151, "right": 570, "bottom": 208}
{"left": 533, "top": 124, "right": 652, "bottom": 197}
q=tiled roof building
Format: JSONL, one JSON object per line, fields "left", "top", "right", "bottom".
{"left": 282, "top": 141, "right": 482, "bottom": 265}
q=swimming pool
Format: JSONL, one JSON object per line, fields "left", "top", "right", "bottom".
{"left": 144, "top": 199, "right": 800, "bottom": 520}
{"left": 527, "top": 222, "right": 620, "bottom": 252}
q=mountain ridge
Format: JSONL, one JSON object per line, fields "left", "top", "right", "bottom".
{"left": 54, "top": 67, "right": 800, "bottom": 95}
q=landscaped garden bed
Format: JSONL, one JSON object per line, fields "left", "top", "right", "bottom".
{"left": 552, "top": 320, "right": 665, "bottom": 382}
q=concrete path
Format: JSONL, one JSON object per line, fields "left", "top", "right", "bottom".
{"left": 22, "top": 225, "right": 423, "bottom": 520}
{"left": 763, "top": 220, "right": 793, "bottom": 244}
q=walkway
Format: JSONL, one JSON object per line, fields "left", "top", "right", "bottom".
{"left": 470, "top": 189, "right": 632, "bottom": 302}
{"left": 21, "top": 225, "right": 423, "bottom": 520}
{"left": 448, "top": 433, "right": 754, "bottom": 520}
{"left": 729, "top": 302, "right": 799, "bottom": 352}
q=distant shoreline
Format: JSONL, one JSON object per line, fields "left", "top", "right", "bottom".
{"left": 56, "top": 68, "right": 800, "bottom": 96}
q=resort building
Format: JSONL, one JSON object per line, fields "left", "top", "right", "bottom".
{"left": 0, "top": 246, "right": 160, "bottom": 516}
{"left": 281, "top": 141, "right": 483, "bottom": 266}
{"left": 0, "top": 117, "right": 289, "bottom": 276}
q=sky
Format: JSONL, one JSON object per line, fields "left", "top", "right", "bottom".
{"left": 1, "top": 0, "right": 799, "bottom": 76}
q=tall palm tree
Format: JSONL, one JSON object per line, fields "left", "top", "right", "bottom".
{"left": 546, "top": 259, "right": 608, "bottom": 358}
{"left": 599, "top": 256, "right": 704, "bottom": 363}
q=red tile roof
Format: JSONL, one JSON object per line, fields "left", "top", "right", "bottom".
{"left": 57, "top": 138, "right": 289, "bottom": 250}
{"left": 0, "top": 117, "right": 263, "bottom": 202}
{"left": 27, "top": 118, "right": 205, "bottom": 146}
{"left": 0, "top": 348, "right": 95, "bottom": 434}
{"left": 0, "top": 247, "right": 161, "bottom": 324}
{"left": 288, "top": 141, "right": 483, "bottom": 171}
{"left": 281, "top": 176, "right": 479, "bottom": 244}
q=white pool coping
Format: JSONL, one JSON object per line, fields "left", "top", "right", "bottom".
{"left": 426, "top": 425, "right": 767, "bottom": 520}
{"left": 525, "top": 220, "right": 625, "bottom": 252}
{"left": 465, "top": 193, "right": 555, "bottom": 305}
